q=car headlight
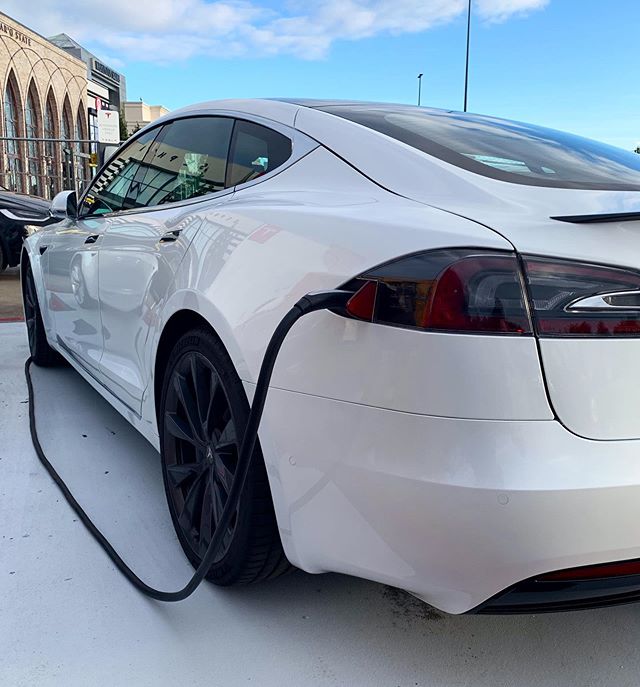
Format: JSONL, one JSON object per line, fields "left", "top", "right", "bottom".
{"left": 24, "top": 224, "right": 40, "bottom": 236}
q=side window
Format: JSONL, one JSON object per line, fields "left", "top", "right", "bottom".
{"left": 226, "top": 120, "right": 292, "bottom": 187}
{"left": 79, "top": 129, "right": 159, "bottom": 217}
{"left": 132, "top": 117, "right": 234, "bottom": 206}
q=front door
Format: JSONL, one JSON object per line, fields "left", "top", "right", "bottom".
{"left": 94, "top": 115, "right": 235, "bottom": 414}
{"left": 46, "top": 129, "right": 162, "bottom": 373}
{"left": 44, "top": 215, "right": 104, "bottom": 371}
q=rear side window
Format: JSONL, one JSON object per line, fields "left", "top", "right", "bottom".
{"left": 226, "top": 120, "right": 292, "bottom": 187}
{"left": 320, "top": 105, "right": 640, "bottom": 191}
{"left": 132, "top": 117, "right": 234, "bottom": 205}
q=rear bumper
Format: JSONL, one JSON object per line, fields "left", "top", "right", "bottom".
{"left": 259, "top": 386, "right": 640, "bottom": 614}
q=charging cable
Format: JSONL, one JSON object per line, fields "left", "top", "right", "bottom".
{"left": 25, "top": 289, "right": 352, "bottom": 602}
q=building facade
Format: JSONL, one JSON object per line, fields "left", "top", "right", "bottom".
{"left": 0, "top": 12, "right": 89, "bottom": 198}
{"left": 48, "top": 33, "right": 126, "bottom": 148}
{"left": 124, "top": 100, "right": 169, "bottom": 136}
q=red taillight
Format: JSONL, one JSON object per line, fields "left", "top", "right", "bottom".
{"left": 427, "top": 255, "right": 530, "bottom": 333}
{"left": 346, "top": 280, "right": 377, "bottom": 321}
{"left": 540, "top": 560, "right": 640, "bottom": 581}
{"left": 343, "top": 249, "right": 532, "bottom": 335}
{"left": 343, "top": 250, "right": 640, "bottom": 339}
{"left": 522, "top": 257, "right": 640, "bottom": 337}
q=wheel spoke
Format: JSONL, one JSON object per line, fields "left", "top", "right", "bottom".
{"left": 165, "top": 411, "right": 199, "bottom": 446}
{"left": 204, "top": 370, "right": 222, "bottom": 438}
{"left": 212, "top": 481, "right": 225, "bottom": 524}
{"left": 198, "top": 473, "right": 214, "bottom": 553}
{"left": 174, "top": 371, "right": 204, "bottom": 444}
{"left": 215, "top": 457, "right": 235, "bottom": 495}
{"left": 215, "top": 418, "right": 236, "bottom": 453}
{"left": 178, "top": 470, "right": 207, "bottom": 532}
{"left": 166, "top": 461, "right": 204, "bottom": 489}
{"left": 190, "top": 356, "right": 212, "bottom": 437}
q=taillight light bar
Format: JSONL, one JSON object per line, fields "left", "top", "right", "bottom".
{"left": 343, "top": 248, "right": 640, "bottom": 338}
{"left": 540, "top": 559, "right": 640, "bottom": 581}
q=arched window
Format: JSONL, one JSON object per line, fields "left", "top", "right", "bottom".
{"left": 25, "top": 82, "right": 42, "bottom": 196}
{"left": 43, "top": 90, "right": 59, "bottom": 198}
{"left": 3, "top": 73, "right": 23, "bottom": 192}
{"left": 75, "top": 104, "right": 89, "bottom": 191}
{"left": 61, "top": 97, "right": 74, "bottom": 190}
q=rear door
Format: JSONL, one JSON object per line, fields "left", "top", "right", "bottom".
{"left": 96, "top": 115, "right": 235, "bottom": 413}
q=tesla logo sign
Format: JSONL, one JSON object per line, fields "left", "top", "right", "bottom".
{"left": 97, "top": 109, "right": 120, "bottom": 144}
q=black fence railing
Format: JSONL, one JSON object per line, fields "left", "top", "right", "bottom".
{"left": 0, "top": 136, "right": 98, "bottom": 200}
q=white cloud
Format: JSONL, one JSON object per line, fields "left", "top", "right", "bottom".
{"left": 476, "top": 0, "right": 549, "bottom": 22}
{"left": 3, "top": 0, "right": 549, "bottom": 63}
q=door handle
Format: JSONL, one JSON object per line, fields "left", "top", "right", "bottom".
{"left": 84, "top": 234, "right": 100, "bottom": 245}
{"left": 159, "top": 230, "right": 182, "bottom": 243}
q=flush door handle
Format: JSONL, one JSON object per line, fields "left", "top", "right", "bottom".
{"left": 160, "top": 230, "right": 182, "bottom": 243}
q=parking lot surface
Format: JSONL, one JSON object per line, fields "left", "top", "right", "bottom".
{"left": 2, "top": 322, "right": 640, "bottom": 686}
{"left": 0, "top": 267, "right": 22, "bottom": 321}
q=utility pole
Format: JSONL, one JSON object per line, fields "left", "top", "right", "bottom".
{"left": 463, "top": 0, "right": 471, "bottom": 112}
{"left": 417, "top": 73, "right": 423, "bottom": 106}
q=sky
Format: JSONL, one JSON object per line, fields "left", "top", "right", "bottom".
{"left": 8, "top": 0, "right": 640, "bottom": 149}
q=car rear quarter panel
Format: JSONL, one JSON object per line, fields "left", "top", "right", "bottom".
{"left": 158, "top": 146, "right": 550, "bottom": 421}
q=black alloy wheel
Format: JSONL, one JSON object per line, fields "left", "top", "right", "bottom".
{"left": 163, "top": 350, "right": 238, "bottom": 563}
{"left": 22, "top": 261, "right": 59, "bottom": 366}
{"left": 160, "top": 327, "right": 291, "bottom": 585}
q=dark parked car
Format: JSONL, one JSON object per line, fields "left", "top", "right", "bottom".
{"left": 0, "top": 187, "right": 53, "bottom": 270}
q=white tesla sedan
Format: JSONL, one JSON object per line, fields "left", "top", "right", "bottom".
{"left": 20, "top": 99, "right": 640, "bottom": 614}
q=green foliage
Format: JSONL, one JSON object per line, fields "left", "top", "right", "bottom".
{"left": 119, "top": 109, "right": 129, "bottom": 141}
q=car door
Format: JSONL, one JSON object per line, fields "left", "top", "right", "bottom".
{"left": 96, "top": 115, "right": 236, "bottom": 414}
{"left": 45, "top": 129, "right": 161, "bottom": 371}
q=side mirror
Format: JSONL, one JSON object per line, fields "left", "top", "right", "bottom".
{"left": 51, "top": 190, "right": 77, "bottom": 220}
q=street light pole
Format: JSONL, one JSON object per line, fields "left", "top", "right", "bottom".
{"left": 417, "top": 73, "right": 423, "bottom": 106}
{"left": 463, "top": 0, "right": 471, "bottom": 112}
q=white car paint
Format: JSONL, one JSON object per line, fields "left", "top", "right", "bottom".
{"left": 23, "top": 98, "right": 640, "bottom": 613}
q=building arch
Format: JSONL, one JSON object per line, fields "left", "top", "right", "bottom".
{"left": 43, "top": 88, "right": 60, "bottom": 198}
{"left": 60, "top": 94, "right": 74, "bottom": 189}
{"left": 75, "top": 101, "right": 89, "bottom": 191}
{"left": 24, "top": 78, "right": 43, "bottom": 196}
{"left": 3, "top": 69, "right": 24, "bottom": 191}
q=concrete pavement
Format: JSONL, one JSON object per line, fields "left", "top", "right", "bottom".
{"left": 2, "top": 322, "right": 640, "bottom": 686}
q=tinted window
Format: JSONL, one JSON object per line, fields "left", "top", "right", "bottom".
{"left": 226, "top": 120, "right": 292, "bottom": 187}
{"left": 80, "top": 129, "right": 159, "bottom": 216}
{"left": 132, "top": 117, "right": 234, "bottom": 205}
{"left": 320, "top": 105, "right": 640, "bottom": 191}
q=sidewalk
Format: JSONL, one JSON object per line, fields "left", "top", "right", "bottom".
{"left": 1, "top": 322, "right": 639, "bottom": 686}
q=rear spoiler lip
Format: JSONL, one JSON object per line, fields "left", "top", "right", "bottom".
{"left": 551, "top": 211, "right": 640, "bottom": 224}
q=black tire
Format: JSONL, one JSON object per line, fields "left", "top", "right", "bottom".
{"left": 159, "top": 327, "right": 291, "bottom": 585}
{"left": 0, "top": 238, "right": 7, "bottom": 271}
{"left": 22, "top": 260, "right": 60, "bottom": 367}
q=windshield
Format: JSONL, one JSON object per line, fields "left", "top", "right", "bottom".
{"left": 318, "top": 105, "right": 640, "bottom": 191}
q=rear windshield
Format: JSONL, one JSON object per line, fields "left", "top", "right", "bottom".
{"left": 318, "top": 105, "right": 640, "bottom": 191}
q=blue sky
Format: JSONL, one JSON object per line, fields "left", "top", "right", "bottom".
{"left": 13, "top": 0, "right": 640, "bottom": 149}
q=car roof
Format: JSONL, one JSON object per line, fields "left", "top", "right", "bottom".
{"left": 157, "top": 98, "right": 459, "bottom": 130}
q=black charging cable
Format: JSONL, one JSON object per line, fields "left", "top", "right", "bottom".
{"left": 25, "top": 289, "right": 352, "bottom": 602}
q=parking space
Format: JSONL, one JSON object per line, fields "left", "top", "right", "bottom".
{"left": 2, "top": 322, "right": 640, "bottom": 686}
{"left": 0, "top": 267, "right": 22, "bottom": 322}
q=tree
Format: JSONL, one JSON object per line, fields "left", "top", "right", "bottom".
{"left": 119, "top": 108, "right": 129, "bottom": 141}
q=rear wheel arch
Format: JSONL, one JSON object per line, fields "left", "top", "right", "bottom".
{"left": 153, "top": 310, "right": 293, "bottom": 583}
{"left": 153, "top": 310, "right": 221, "bottom": 422}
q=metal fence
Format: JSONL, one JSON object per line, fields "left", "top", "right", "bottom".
{"left": 0, "top": 136, "right": 98, "bottom": 200}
